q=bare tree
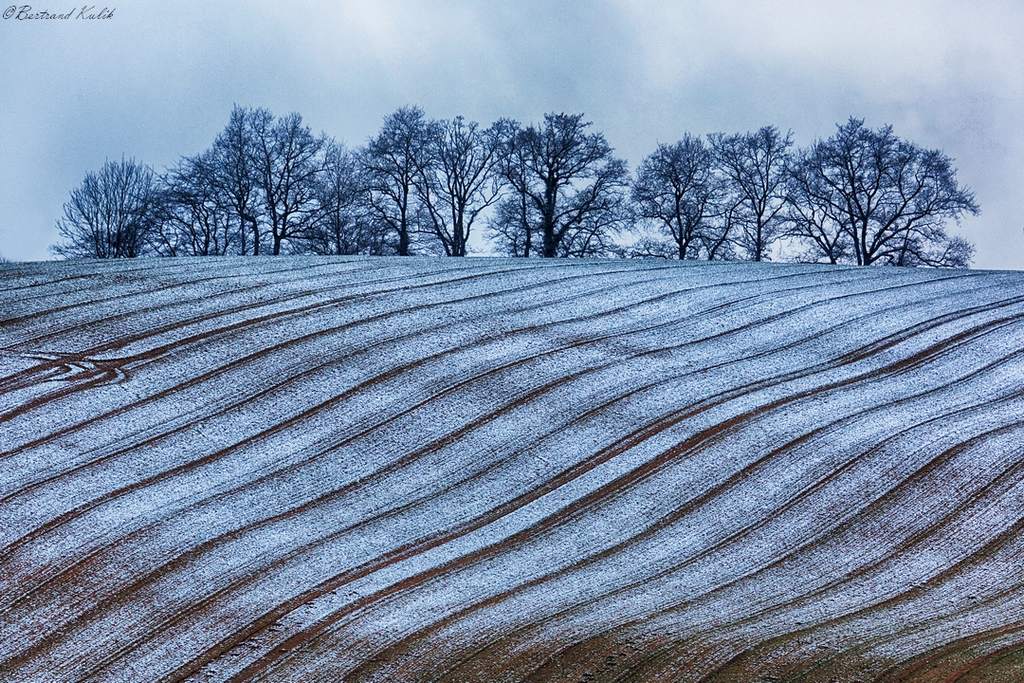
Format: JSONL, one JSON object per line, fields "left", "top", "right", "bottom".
{"left": 414, "top": 116, "right": 502, "bottom": 256}
{"left": 489, "top": 193, "right": 538, "bottom": 257}
{"left": 152, "top": 151, "right": 236, "bottom": 256}
{"left": 785, "top": 146, "right": 850, "bottom": 264}
{"left": 304, "top": 141, "right": 386, "bottom": 255}
{"left": 361, "top": 106, "right": 429, "bottom": 256}
{"left": 804, "top": 118, "right": 978, "bottom": 267}
{"left": 700, "top": 193, "right": 741, "bottom": 261}
{"left": 895, "top": 234, "right": 974, "bottom": 268}
{"left": 212, "top": 105, "right": 263, "bottom": 255}
{"left": 47, "top": 103, "right": 985, "bottom": 269}
{"left": 250, "top": 111, "right": 328, "bottom": 255}
{"left": 632, "top": 135, "right": 719, "bottom": 259}
{"left": 490, "top": 118, "right": 536, "bottom": 256}
{"left": 52, "top": 157, "right": 161, "bottom": 259}
{"left": 712, "top": 126, "right": 793, "bottom": 261}
{"left": 494, "top": 113, "right": 629, "bottom": 258}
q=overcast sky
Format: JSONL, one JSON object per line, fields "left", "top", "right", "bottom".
{"left": 1, "top": 0, "right": 1022, "bottom": 268}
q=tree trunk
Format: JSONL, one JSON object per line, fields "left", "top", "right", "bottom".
{"left": 398, "top": 217, "right": 410, "bottom": 256}
{"left": 453, "top": 220, "right": 466, "bottom": 256}
{"left": 543, "top": 232, "right": 557, "bottom": 257}
{"left": 520, "top": 192, "right": 531, "bottom": 257}
{"left": 541, "top": 214, "right": 558, "bottom": 257}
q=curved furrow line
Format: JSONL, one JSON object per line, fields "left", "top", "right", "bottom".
{"left": 942, "top": 637, "right": 1024, "bottom": 683}
{"left": 186, "top": 315, "right": 1024, "bottom": 683}
{"left": 0, "top": 258, "right": 552, "bottom": 395}
{"left": 717, "top": 490, "right": 1024, "bottom": 683}
{"left": 0, "top": 264, "right": 636, "bottom": 551}
{"left": 787, "top": 586, "right": 1024, "bottom": 683}
{"left": 0, "top": 258, "right": 547, "bottom": 402}
{"left": 0, "top": 264, "right": 937, "bottom": 423}
{"left": 321, "top": 411, "right": 1024, "bottom": 683}
{"left": 12, "top": 270, "right": 921, "bottom": 679}
{"left": 876, "top": 618, "right": 1024, "bottom": 682}
{"left": 600, "top": 425, "right": 1024, "bottom": 683}
{"left": 0, "top": 262, "right": 770, "bottom": 528}
{"left": 355, "top": 346, "right": 1024, "bottom": 683}
{"left": 0, "top": 262, "right": 673, "bottom": 459}
{"left": 0, "top": 265, "right": 898, "bottom": 551}
{"left": 615, "top": 415, "right": 1024, "bottom": 680}
{"left": 0, "top": 260, "right": 705, "bottom": 495}
{"left": 586, "top": 502, "right": 1024, "bottom": 682}
{"left": 44, "top": 305, "right": 1011, "bottom": 683}
{"left": 253, "top": 311, "right": 1024, "bottom": 683}
{"left": 0, "top": 268, "right": 876, "bottom": 671}
{"left": 0, "top": 263, "right": 414, "bottom": 393}
{"left": 0, "top": 260, "right": 396, "bottom": 390}
{"left": 0, "top": 257, "right": 227, "bottom": 295}
{"left": 195, "top": 296, "right": 1024, "bottom": 682}
{"left": 775, "top": 538, "right": 1024, "bottom": 683}
{"left": 350, "top": 332, "right": 1024, "bottom": 683}
{"left": 0, "top": 260, "right": 609, "bottom": 419}
{"left": 4, "top": 260, "right": 1023, "bottom": 683}
{"left": 5, "top": 256, "right": 798, "bottom": 462}
{"left": 0, "top": 257, "right": 371, "bottom": 328}
{"left": 0, "top": 257, "right": 407, "bottom": 353}
{"left": 0, "top": 264, "right": 772, "bottom": 612}
{"left": 0, "top": 267, "right": 965, "bottom": 453}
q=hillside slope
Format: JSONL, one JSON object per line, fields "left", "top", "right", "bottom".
{"left": 1, "top": 256, "right": 1023, "bottom": 682}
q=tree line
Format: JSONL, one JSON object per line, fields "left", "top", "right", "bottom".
{"left": 52, "top": 105, "right": 979, "bottom": 267}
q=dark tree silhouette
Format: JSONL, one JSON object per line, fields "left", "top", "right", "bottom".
{"left": 414, "top": 116, "right": 502, "bottom": 256}
{"left": 153, "top": 151, "right": 236, "bottom": 256}
{"left": 305, "top": 141, "right": 384, "bottom": 255}
{"left": 52, "top": 158, "right": 161, "bottom": 259}
{"left": 701, "top": 195, "right": 742, "bottom": 261}
{"left": 212, "top": 105, "right": 263, "bottom": 255}
{"left": 489, "top": 192, "right": 538, "bottom": 257}
{"left": 250, "top": 110, "right": 327, "bottom": 255}
{"left": 496, "top": 113, "right": 629, "bottom": 258}
{"left": 47, "top": 104, "right": 984, "bottom": 269}
{"left": 632, "top": 135, "right": 720, "bottom": 259}
{"left": 361, "top": 106, "right": 429, "bottom": 256}
{"left": 712, "top": 126, "right": 793, "bottom": 261}
{"left": 796, "top": 118, "right": 978, "bottom": 267}
{"left": 785, "top": 146, "right": 850, "bottom": 264}
{"left": 490, "top": 119, "right": 535, "bottom": 256}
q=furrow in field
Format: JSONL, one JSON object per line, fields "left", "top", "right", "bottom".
{"left": 4, "top": 266, "right": 884, "bottom": 671}
{"left": 0, "top": 259, "right": 556, "bottom": 397}
{"left": 163, "top": 282, "right": 1024, "bottom": 682}
{"left": 294, "top": 327, "right": 1024, "bottom": 683}
{"left": 349, "top": 344, "right": 1024, "bottom": 682}
{"left": 1, "top": 259, "right": 1022, "bottom": 683}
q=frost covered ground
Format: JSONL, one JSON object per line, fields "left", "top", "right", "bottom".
{"left": 1, "top": 256, "right": 1023, "bottom": 683}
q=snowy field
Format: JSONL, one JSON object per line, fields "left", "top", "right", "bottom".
{"left": 1, "top": 256, "right": 1023, "bottom": 682}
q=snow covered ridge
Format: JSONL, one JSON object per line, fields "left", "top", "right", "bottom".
{"left": 1, "top": 256, "right": 1023, "bottom": 683}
